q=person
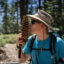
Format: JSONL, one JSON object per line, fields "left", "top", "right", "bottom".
{"left": 17, "top": 9, "right": 64, "bottom": 64}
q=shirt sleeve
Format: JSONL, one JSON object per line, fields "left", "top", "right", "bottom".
{"left": 22, "top": 36, "right": 33, "bottom": 55}
{"left": 57, "top": 37, "right": 64, "bottom": 58}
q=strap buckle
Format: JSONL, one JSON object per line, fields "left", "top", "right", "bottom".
{"left": 40, "top": 48, "right": 42, "bottom": 51}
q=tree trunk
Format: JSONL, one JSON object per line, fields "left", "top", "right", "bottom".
{"left": 25, "top": 0, "right": 28, "bottom": 14}
{"left": 4, "top": 1, "right": 8, "bottom": 34}
{"left": 20, "top": 0, "right": 26, "bottom": 21}
{"left": 38, "top": 0, "right": 41, "bottom": 9}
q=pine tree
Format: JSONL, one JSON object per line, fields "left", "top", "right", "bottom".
{"left": 2, "top": 0, "right": 8, "bottom": 34}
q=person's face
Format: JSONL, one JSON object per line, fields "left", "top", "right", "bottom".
{"left": 29, "top": 19, "right": 46, "bottom": 34}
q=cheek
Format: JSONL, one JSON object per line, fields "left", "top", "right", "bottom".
{"left": 31, "top": 25, "right": 40, "bottom": 32}
{"left": 32, "top": 25, "right": 37, "bottom": 30}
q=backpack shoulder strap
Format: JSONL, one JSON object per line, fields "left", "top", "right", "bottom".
{"left": 50, "top": 33, "right": 56, "bottom": 54}
{"left": 29, "top": 35, "right": 36, "bottom": 63}
{"left": 53, "top": 34, "right": 56, "bottom": 54}
{"left": 53, "top": 34, "right": 58, "bottom": 64}
{"left": 30, "top": 35, "right": 36, "bottom": 52}
{"left": 50, "top": 33, "right": 53, "bottom": 54}
{"left": 50, "top": 33, "right": 58, "bottom": 64}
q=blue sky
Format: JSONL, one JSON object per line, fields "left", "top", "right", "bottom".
{"left": 8, "top": 0, "right": 12, "bottom": 3}
{"left": 0, "top": 12, "right": 4, "bottom": 24}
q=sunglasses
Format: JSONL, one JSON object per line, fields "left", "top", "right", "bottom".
{"left": 28, "top": 17, "right": 40, "bottom": 24}
{"left": 30, "top": 20, "right": 40, "bottom": 24}
{"left": 31, "top": 20, "right": 37, "bottom": 24}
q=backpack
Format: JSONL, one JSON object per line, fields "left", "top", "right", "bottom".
{"left": 29, "top": 33, "right": 58, "bottom": 64}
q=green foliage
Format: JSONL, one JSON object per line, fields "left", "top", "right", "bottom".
{"left": 44, "top": 0, "right": 64, "bottom": 34}
{"left": 0, "top": 34, "right": 18, "bottom": 47}
{"left": 0, "top": 24, "right": 3, "bottom": 34}
{"left": 1, "top": 0, "right": 19, "bottom": 34}
{"left": 0, "top": 0, "right": 64, "bottom": 34}
{"left": 0, "top": 38, "right": 6, "bottom": 47}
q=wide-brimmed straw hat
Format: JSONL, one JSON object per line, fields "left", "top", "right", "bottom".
{"left": 27, "top": 9, "right": 54, "bottom": 30}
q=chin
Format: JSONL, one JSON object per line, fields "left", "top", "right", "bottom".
{"left": 29, "top": 29, "right": 36, "bottom": 34}
{"left": 31, "top": 32, "right": 36, "bottom": 35}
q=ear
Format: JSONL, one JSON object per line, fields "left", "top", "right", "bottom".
{"left": 41, "top": 23, "right": 48, "bottom": 30}
{"left": 40, "top": 23, "right": 45, "bottom": 28}
{"left": 40, "top": 23, "right": 45, "bottom": 32}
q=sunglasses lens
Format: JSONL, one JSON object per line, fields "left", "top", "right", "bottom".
{"left": 31, "top": 20, "right": 35, "bottom": 24}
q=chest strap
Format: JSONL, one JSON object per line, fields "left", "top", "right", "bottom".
{"left": 32, "top": 48, "right": 50, "bottom": 51}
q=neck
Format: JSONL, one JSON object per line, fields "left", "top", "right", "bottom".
{"left": 37, "top": 32, "right": 49, "bottom": 41}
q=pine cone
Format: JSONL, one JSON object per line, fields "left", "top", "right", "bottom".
{"left": 21, "top": 16, "right": 29, "bottom": 43}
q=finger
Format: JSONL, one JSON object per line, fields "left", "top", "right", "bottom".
{"left": 17, "top": 37, "right": 22, "bottom": 41}
{"left": 18, "top": 33, "right": 22, "bottom": 37}
{"left": 17, "top": 42, "right": 23, "bottom": 46}
{"left": 19, "top": 40, "right": 23, "bottom": 44}
{"left": 17, "top": 39, "right": 23, "bottom": 44}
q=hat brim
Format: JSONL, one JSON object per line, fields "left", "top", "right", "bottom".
{"left": 27, "top": 15, "right": 54, "bottom": 31}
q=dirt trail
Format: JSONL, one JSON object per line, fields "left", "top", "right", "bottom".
{"left": 0, "top": 44, "right": 29, "bottom": 64}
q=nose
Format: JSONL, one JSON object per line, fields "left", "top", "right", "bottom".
{"left": 29, "top": 23, "right": 32, "bottom": 29}
{"left": 29, "top": 23, "right": 32, "bottom": 26}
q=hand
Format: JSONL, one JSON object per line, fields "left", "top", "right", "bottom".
{"left": 17, "top": 33, "right": 30, "bottom": 63}
{"left": 17, "top": 33, "right": 23, "bottom": 47}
